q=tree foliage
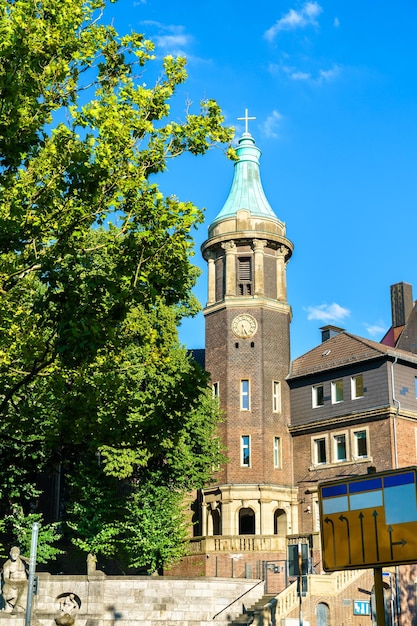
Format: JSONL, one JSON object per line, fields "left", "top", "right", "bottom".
{"left": 0, "top": 0, "right": 231, "bottom": 570}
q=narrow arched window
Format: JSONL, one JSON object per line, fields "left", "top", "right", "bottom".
{"left": 239, "top": 508, "right": 255, "bottom": 534}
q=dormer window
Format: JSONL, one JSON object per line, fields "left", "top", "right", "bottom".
{"left": 237, "top": 257, "right": 252, "bottom": 295}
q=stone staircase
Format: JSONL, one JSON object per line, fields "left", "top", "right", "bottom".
{"left": 226, "top": 568, "right": 371, "bottom": 625}
{"left": 228, "top": 594, "right": 277, "bottom": 625}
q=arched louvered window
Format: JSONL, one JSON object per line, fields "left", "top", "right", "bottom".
{"left": 237, "top": 257, "right": 252, "bottom": 295}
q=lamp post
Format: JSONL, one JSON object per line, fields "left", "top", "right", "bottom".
{"left": 298, "top": 542, "right": 303, "bottom": 626}
{"left": 25, "top": 522, "right": 38, "bottom": 626}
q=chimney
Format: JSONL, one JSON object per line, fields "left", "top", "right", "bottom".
{"left": 390, "top": 282, "right": 413, "bottom": 328}
{"left": 320, "top": 325, "right": 345, "bottom": 343}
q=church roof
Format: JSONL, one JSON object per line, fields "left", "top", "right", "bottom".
{"left": 211, "top": 131, "right": 284, "bottom": 227}
{"left": 289, "top": 331, "right": 417, "bottom": 379}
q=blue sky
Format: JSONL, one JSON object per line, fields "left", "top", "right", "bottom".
{"left": 105, "top": 0, "right": 417, "bottom": 358}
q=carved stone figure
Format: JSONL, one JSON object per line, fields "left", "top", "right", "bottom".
{"left": 55, "top": 593, "right": 80, "bottom": 626}
{"left": 1, "top": 546, "right": 29, "bottom": 612}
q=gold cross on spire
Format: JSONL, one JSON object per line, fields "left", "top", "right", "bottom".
{"left": 237, "top": 109, "right": 256, "bottom": 134}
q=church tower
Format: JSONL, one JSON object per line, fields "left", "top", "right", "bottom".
{"left": 199, "top": 115, "right": 299, "bottom": 577}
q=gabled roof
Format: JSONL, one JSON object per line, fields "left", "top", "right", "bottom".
{"left": 289, "top": 331, "right": 417, "bottom": 379}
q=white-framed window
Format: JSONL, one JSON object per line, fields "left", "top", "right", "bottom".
{"left": 272, "top": 381, "right": 281, "bottom": 413}
{"left": 351, "top": 374, "right": 364, "bottom": 399}
{"left": 353, "top": 429, "right": 368, "bottom": 458}
{"left": 312, "top": 437, "right": 327, "bottom": 465}
{"left": 312, "top": 384, "right": 324, "bottom": 408}
{"left": 241, "top": 435, "right": 251, "bottom": 467}
{"left": 331, "top": 379, "right": 344, "bottom": 403}
{"left": 212, "top": 381, "right": 219, "bottom": 398}
{"left": 274, "top": 436, "right": 281, "bottom": 468}
{"left": 240, "top": 379, "right": 250, "bottom": 411}
{"left": 333, "top": 432, "right": 347, "bottom": 462}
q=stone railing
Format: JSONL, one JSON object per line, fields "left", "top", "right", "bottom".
{"left": 274, "top": 569, "right": 366, "bottom": 620}
{"left": 188, "top": 535, "right": 287, "bottom": 554}
{"left": 275, "top": 579, "right": 299, "bottom": 618}
{"left": 309, "top": 568, "right": 367, "bottom": 595}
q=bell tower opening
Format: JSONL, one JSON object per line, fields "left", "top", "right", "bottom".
{"left": 237, "top": 256, "right": 252, "bottom": 295}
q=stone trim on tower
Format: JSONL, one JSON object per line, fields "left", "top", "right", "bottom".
{"left": 253, "top": 239, "right": 266, "bottom": 296}
{"left": 222, "top": 241, "right": 237, "bottom": 297}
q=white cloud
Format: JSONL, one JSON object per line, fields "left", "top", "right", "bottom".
{"left": 155, "top": 34, "right": 190, "bottom": 53}
{"left": 140, "top": 21, "right": 193, "bottom": 56}
{"left": 318, "top": 64, "right": 341, "bottom": 81}
{"left": 364, "top": 321, "right": 387, "bottom": 337}
{"left": 262, "top": 110, "right": 283, "bottom": 138}
{"left": 291, "top": 71, "right": 311, "bottom": 81}
{"left": 264, "top": 2, "right": 323, "bottom": 41}
{"left": 333, "top": 17, "right": 340, "bottom": 27}
{"left": 304, "top": 303, "right": 350, "bottom": 323}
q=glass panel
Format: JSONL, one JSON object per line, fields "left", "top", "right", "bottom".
{"left": 355, "top": 431, "right": 367, "bottom": 457}
{"left": 335, "top": 435, "right": 346, "bottom": 461}
{"left": 352, "top": 375, "right": 364, "bottom": 398}
{"left": 273, "top": 381, "right": 280, "bottom": 412}
{"left": 332, "top": 380, "right": 343, "bottom": 402}
{"left": 274, "top": 437, "right": 281, "bottom": 468}
{"left": 313, "top": 385, "right": 324, "bottom": 407}
{"left": 315, "top": 438, "right": 326, "bottom": 464}
{"left": 241, "top": 380, "right": 250, "bottom": 410}
{"left": 242, "top": 435, "right": 250, "bottom": 466}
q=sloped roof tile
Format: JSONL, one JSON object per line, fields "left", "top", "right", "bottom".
{"left": 289, "top": 332, "right": 417, "bottom": 379}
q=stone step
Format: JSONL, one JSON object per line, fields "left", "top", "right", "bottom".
{"left": 228, "top": 593, "right": 277, "bottom": 626}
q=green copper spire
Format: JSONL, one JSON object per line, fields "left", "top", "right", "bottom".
{"left": 212, "top": 126, "right": 282, "bottom": 227}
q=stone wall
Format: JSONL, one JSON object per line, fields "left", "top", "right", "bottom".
{"left": 2, "top": 572, "right": 266, "bottom": 626}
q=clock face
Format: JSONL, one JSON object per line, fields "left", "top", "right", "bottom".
{"left": 232, "top": 314, "right": 258, "bottom": 339}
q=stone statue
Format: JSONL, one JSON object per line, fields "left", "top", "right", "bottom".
{"left": 1, "top": 546, "right": 29, "bottom": 612}
{"left": 55, "top": 593, "right": 80, "bottom": 626}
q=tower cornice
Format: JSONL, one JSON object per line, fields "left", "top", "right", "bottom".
{"left": 201, "top": 230, "right": 293, "bottom": 262}
{"left": 203, "top": 297, "right": 292, "bottom": 319}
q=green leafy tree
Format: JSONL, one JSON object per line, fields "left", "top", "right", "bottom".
{"left": 0, "top": 0, "right": 231, "bottom": 569}
{"left": 0, "top": 511, "right": 63, "bottom": 564}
